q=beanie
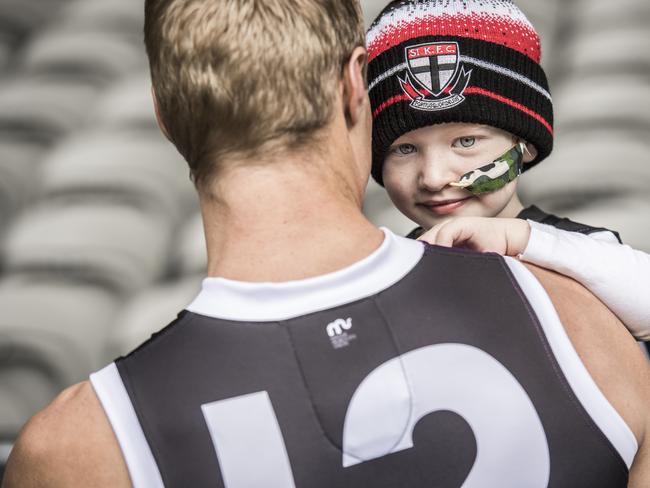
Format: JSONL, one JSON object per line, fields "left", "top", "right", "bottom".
{"left": 367, "top": 0, "right": 553, "bottom": 185}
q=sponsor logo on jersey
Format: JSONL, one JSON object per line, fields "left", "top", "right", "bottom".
{"left": 398, "top": 41, "right": 472, "bottom": 112}
{"left": 326, "top": 318, "right": 356, "bottom": 349}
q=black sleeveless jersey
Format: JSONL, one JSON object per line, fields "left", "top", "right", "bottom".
{"left": 91, "top": 230, "right": 636, "bottom": 488}
{"left": 406, "top": 205, "right": 622, "bottom": 242}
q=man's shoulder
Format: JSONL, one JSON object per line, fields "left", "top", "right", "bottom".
{"left": 524, "top": 263, "right": 650, "bottom": 442}
{"left": 3, "top": 382, "right": 130, "bottom": 488}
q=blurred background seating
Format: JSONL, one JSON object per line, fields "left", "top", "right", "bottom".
{"left": 3, "top": 203, "right": 173, "bottom": 292}
{"left": 0, "top": 0, "right": 648, "bottom": 478}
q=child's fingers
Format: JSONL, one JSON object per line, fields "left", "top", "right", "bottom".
{"left": 417, "top": 221, "right": 448, "bottom": 245}
{"left": 419, "top": 217, "right": 524, "bottom": 253}
{"left": 434, "top": 221, "right": 462, "bottom": 247}
{"left": 418, "top": 219, "right": 473, "bottom": 248}
{"left": 426, "top": 218, "right": 499, "bottom": 251}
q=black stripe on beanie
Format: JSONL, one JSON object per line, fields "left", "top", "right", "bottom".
{"left": 369, "top": 36, "right": 549, "bottom": 94}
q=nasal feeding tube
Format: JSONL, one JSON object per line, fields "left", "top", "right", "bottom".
{"left": 449, "top": 142, "right": 526, "bottom": 195}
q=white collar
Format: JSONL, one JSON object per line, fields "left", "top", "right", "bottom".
{"left": 186, "top": 228, "right": 424, "bottom": 322}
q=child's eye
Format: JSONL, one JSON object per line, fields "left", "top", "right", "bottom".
{"left": 392, "top": 143, "right": 417, "bottom": 155}
{"left": 454, "top": 137, "right": 476, "bottom": 148}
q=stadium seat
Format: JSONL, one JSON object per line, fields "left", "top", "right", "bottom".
{"left": 0, "top": 382, "right": 26, "bottom": 438}
{"left": 574, "top": 0, "right": 650, "bottom": 30}
{"left": 58, "top": 0, "right": 144, "bottom": 40}
{"left": 39, "top": 130, "right": 197, "bottom": 223}
{"left": 0, "top": 77, "right": 97, "bottom": 146}
{"left": 0, "top": 0, "right": 62, "bottom": 41}
{"left": 0, "top": 275, "right": 119, "bottom": 376}
{"left": 93, "top": 74, "right": 158, "bottom": 131}
{"left": 565, "top": 26, "right": 650, "bottom": 76}
{"left": 519, "top": 131, "right": 649, "bottom": 208}
{"left": 0, "top": 367, "right": 58, "bottom": 438}
{"left": 553, "top": 75, "right": 650, "bottom": 132}
{"left": 0, "top": 37, "right": 9, "bottom": 70}
{"left": 0, "top": 441, "right": 10, "bottom": 482}
{"left": 106, "top": 275, "right": 203, "bottom": 358}
{"left": 361, "top": 0, "right": 387, "bottom": 28}
{"left": 0, "top": 275, "right": 119, "bottom": 434}
{"left": 172, "top": 212, "right": 207, "bottom": 276}
{"left": 2, "top": 203, "right": 174, "bottom": 294}
{"left": 0, "top": 141, "right": 44, "bottom": 231}
{"left": 20, "top": 30, "right": 143, "bottom": 87}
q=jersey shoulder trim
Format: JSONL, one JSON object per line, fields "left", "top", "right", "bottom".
{"left": 504, "top": 257, "right": 638, "bottom": 468}
{"left": 90, "top": 363, "right": 164, "bottom": 488}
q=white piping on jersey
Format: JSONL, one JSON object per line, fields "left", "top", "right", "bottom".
{"left": 504, "top": 257, "right": 638, "bottom": 468}
{"left": 90, "top": 364, "right": 164, "bottom": 488}
{"left": 186, "top": 228, "right": 425, "bottom": 322}
{"left": 368, "top": 56, "right": 551, "bottom": 102}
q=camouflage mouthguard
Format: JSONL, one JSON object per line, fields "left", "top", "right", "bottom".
{"left": 449, "top": 142, "right": 526, "bottom": 195}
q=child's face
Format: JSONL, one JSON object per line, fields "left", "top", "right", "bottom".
{"left": 382, "top": 123, "right": 529, "bottom": 230}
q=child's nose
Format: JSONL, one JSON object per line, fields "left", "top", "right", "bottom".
{"left": 418, "top": 155, "right": 457, "bottom": 193}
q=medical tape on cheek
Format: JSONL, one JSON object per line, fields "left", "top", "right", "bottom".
{"left": 449, "top": 142, "right": 526, "bottom": 195}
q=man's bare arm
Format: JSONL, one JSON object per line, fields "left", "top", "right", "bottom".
{"left": 526, "top": 264, "right": 650, "bottom": 485}
{"left": 629, "top": 435, "right": 650, "bottom": 487}
{"left": 2, "top": 381, "right": 131, "bottom": 488}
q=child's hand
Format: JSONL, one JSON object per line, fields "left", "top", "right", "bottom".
{"left": 418, "top": 217, "right": 531, "bottom": 256}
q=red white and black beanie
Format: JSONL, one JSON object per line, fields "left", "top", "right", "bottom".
{"left": 367, "top": 0, "right": 554, "bottom": 185}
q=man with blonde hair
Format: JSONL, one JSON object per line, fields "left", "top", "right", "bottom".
{"left": 4, "top": 1, "right": 650, "bottom": 487}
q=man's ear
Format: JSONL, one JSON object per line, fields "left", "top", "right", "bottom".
{"left": 522, "top": 142, "right": 538, "bottom": 164}
{"left": 151, "top": 87, "right": 172, "bottom": 142}
{"left": 341, "top": 46, "right": 369, "bottom": 128}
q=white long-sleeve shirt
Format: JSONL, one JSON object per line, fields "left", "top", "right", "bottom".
{"left": 520, "top": 221, "right": 650, "bottom": 341}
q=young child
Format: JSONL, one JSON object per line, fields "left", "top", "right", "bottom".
{"left": 366, "top": 0, "right": 650, "bottom": 342}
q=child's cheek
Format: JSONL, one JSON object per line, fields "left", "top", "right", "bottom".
{"left": 383, "top": 179, "right": 414, "bottom": 221}
{"left": 477, "top": 182, "right": 518, "bottom": 216}
{"left": 383, "top": 168, "right": 411, "bottom": 199}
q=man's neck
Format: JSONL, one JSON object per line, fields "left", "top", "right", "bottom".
{"left": 200, "top": 161, "right": 384, "bottom": 283}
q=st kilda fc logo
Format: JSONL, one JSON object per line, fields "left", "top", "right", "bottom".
{"left": 398, "top": 42, "right": 472, "bottom": 111}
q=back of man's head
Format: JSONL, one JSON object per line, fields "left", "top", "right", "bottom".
{"left": 144, "top": 0, "right": 365, "bottom": 191}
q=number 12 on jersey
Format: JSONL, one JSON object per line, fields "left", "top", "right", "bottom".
{"left": 202, "top": 344, "right": 550, "bottom": 487}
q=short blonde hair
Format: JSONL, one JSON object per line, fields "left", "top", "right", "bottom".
{"left": 144, "top": 0, "right": 365, "bottom": 191}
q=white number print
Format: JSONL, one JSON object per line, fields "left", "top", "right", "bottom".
{"left": 342, "top": 344, "right": 550, "bottom": 486}
{"left": 202, "top": 392, "right": 297, "bottom": 488}
{"left": 203, "top": 344, "right": 550, "bottom": 487}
